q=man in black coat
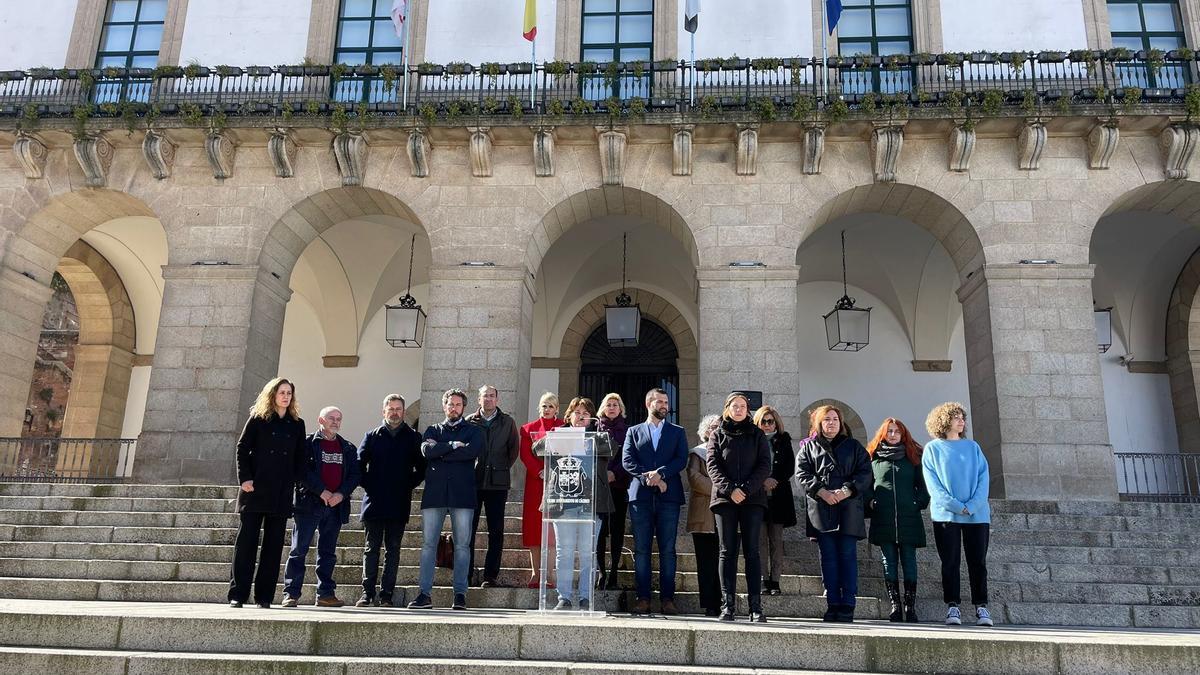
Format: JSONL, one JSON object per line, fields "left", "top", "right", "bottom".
{"left": 282, "top": 406, "right": 360, "bottom": 607}
{"left": 408, "top": 388, "right": 483, "bottom": 611}
{"left": 356, "top": 394, "right": 426, "bottom": 607}
{"left": 464, "top": 385, "right": 519, "bottom": 587}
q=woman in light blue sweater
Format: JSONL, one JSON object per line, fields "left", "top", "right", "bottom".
{"left": 921, "top": 402, "right": 994, "bottom": 627}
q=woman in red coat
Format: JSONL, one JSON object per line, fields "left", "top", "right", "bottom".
{"left": 520, "top": 392, "right": 565, "bottom": 587}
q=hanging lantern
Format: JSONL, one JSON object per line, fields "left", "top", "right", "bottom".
{"left": 385, "top": 234, "right": 427, "bottom": 348}
{"left": 605, "top": 232, "right": 641, "bottom": 346}
{"left": 1095, "top": 306, "right": 1112, "bottom": 354}
{"left": 823, "top": 230, "right": 872, "bottom": 351}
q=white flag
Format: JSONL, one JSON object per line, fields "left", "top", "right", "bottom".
{"left": 391, "top": 0, "right": 407, "bottom": 38}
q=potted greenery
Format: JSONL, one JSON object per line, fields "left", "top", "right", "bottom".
{"left": 355, "top": 64, "right": 379, "bottom": 76}
{"left": 215, "top": 65, "right": 243, "bottom": 78}
{"left": 508, "top": 62, "right": 533, "bottom": 74}
{"left": 246, "top": 66, "right": 273, "bottom": 78}
{"left": 1037, "top": 51, "right": 1066, "bottom": 63}
{"left": 653, "top": 59, "right": 678, "bottom": 72}
{"left": 751, "top": 57, "right": 783, "bottom": 72}
{"left": 446, "top": 62, "right": 473, "bottom": 77}
{"left": 279, "top": 64, "right": 306, "bottom": 77}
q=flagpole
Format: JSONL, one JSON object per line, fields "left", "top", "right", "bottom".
{"left": 690, "top": 32, "right": 695, "bottom": 106}
{"left": 821, "top": 0, "right": 828, "bottom": 100}
{"left": 401, "top": 2, "right": 411, "bottom": 110}
{"left": 531, "top": 37, "right": 536, "bottom": 110}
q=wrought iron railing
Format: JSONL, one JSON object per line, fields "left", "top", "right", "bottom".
{"left": 1114, "top": 452, "right": 1200, "bottom": 503}
{"left": 0, "top": 437, "right": 135, "bottom": 482}
{"left": 0, "top": 49, "right": 1195, "bottom": 125}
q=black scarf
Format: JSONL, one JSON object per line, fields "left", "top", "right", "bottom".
{"left": 875, "top": 442, "right": 907, "bottom": 462}
{"left": 721, "top": 417, "right": 756, "bottom": 436}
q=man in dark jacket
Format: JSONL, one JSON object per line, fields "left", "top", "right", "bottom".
{"left": 356, "top": 394, "right": 426, "bottom": 607}
{"left": 464, "top": 385, "right": 519, "bottom": 587}
{"left": 282, "top": 406, "right": 360, "bottom": 607}
{"left": 408, "top": 388, "right": 483, "bottom": 611}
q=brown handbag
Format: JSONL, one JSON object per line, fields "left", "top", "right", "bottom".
{"left": 435, "top": 533, "right": 454, "bottom": 568}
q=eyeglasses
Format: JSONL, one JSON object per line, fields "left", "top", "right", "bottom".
{"left": 760, "top": 419, "right": 776, "bottom": 426}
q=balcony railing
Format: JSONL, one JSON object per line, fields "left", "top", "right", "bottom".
{"left": 0, "top": 437, "right": 135, "bottom": 483}
{"left": 1114, "top": 452, "right": 1200, "bottom": 503}
{"left": 0, "top": 49, "right": 1196, "bottom": 126}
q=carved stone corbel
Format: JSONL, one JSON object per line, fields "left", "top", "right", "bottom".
{"left": 73, "top": 133, "right": 113, "bottom": 187}
{"left": 802, "top": 123, "right": 825, "bottom": 175}
{"left": 597, "top": 125, "right": 627, "bottom": 186}
{"left": 1160, "top": 122, "right": 1199, "bottom": 179}
{"left": 1017, "top": 120, "right": 1046, "bottom": 171}
{"left": 736, "top": 123, "right": 759, "bottom": 176}
{"left": 406, "top": 128, "right": 431, "bottom": 178}
{"left": 1087, "top": 119, "right": 1120, "bottom": 170}
{"left": 267, "top": 128, "right": 298, "bottom": 178}
{"left": 468, "top": 126, "right": 493, "bottom": 178}
{"left": 871, "top": 122, "right": 905, "bottom": 183}
{"left": 332, "top": 131, "right": 368, "bottom": 186}
{"left": 947, "top": 123, "right": 975, "bottom": 172}
{"left": 205, "top": 130, "right": 237, "bottom": 179}
{"left": 141, "top": 129, "right": 176, "bottom": 180}
{"left": 13, "top": 132, "right": 48, "bottom": 179}
{"left": 533, "top": 126, "right": 555, "bottom": 177}
{"left": 672, "top": 124, "right": 694, "bottom": 176}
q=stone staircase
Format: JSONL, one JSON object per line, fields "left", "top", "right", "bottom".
{"left": 0, "top": 483, "right": 1196, "bottom": 627}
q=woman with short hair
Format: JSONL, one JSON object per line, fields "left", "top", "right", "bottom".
{"left": 519, "top": 392, "right": 564, "bottom": 588}
{"left": 794, "top": 404, "right": 872, "bottom": 623}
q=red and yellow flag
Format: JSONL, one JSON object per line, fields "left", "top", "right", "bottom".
{"left": 523, "top": 0, "right": 537, "bottom": 41}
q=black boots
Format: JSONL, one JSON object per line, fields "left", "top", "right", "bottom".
{"left": 885, "top": 579, "right": 903, "bottom": 622}
{"left": 903, "top": 580, "right": 919, "bottom": 623}
{"left": 718, "top": 594, "right": 736, "bottom": 621}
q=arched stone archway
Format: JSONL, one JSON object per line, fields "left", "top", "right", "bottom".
{"left": 1165, "top": 246, "right": 1200, "bottom": 452}
{"left": 553, "top": 288, "right": 700, "bottom": 443}
{"left": 800, "top": 398, "right": 868, "bottom": 443}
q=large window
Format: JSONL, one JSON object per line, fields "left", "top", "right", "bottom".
{"left": 334, "top": 0, "right": 405, "bottom": 102}
{"left": 837, "top": 0, "right": 913, "bottom": 94}
{"left": 1108, "top": 0, "right": 1189, "bottom": 87}
{"left": 94, "top": 0, "right": 166, "bottom": 102}
{"left": 581, "top": 0, "right": 653, "bottom": 99}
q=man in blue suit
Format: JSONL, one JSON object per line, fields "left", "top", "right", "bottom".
{"left": 622, "top": 387, "right": 689, "bottom": 615}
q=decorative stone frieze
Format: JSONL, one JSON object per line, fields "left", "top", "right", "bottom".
{"left": 267, "top": 128, "right": 297, "bottom": 178}
{"left": 672, "top": 124, "right": 694, "bottom": 176}
{"left": 533, "top": 126, "right": 555, "bottom": 177}
{"left": 801, "top": 123, "right": 825, "bottom": 175}
{"left": 912, "top": 359, "right": 953, "bottom": 372}
{"left": 871, "top": 122, "right": 904, "bottom": 183}
{"left": 204, "top": 130, "right": 237, "bottom": 180}
{"left": 73, "top": 134, "right": 113, "bottom": 187}
{"left": 407, "top": 128, "right": 431, "bottom": 178}
{"left": 736, "top": 123, "right": 759, "bottom": 176}
{"left": 468, "top": 126, "right": 493, "bottom": 178}
{"left": 13, "top": 132, "right": 47, "bottom": 179}
{"left": 596, "top": 125, "right": 627, "bottom": 186}
{"left": 1160, "top": 122, "right": 1199, "bottom": 179}
{"left": 141, "top": 129, "right": 176, "bottom": 180}
{"left": 1087, "top": 119, "right": 1120, "bottom": 170}
{"left": 1017, "top": 120, "right": 1046, "bottom": 170}
{"left": 332, "top": 131, "right": 368, "bottom": 186}
{"left": 947, "top": 123, "right": 975, "bottom": 172}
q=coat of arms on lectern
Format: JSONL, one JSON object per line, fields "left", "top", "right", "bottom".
{"left": 554, "top": 455, "right": 584, "bottom": 497}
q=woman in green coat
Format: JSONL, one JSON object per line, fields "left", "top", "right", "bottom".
{"left": 866, "top": 417, "right": 930, "bottom": 622}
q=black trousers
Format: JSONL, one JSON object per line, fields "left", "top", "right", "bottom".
{"left": 692, "top": 531, "right": 722, "bottom": 612}
{"left": 228, "top": 511, "right": 288, "bottom": 604}
{"left": 597, "top": 485, "right": 628, "bottom": 577}
{"left": 713, "top": 503, "right": 764, "bottom": 604}
{"left": 362, "top": 518, "right": 406, "bottom": 600}
{"left": 933, "top": 521, "right": 990, "bottom": 606}
{"left": 471, "top": 489, "right": 509, "bottom": 582}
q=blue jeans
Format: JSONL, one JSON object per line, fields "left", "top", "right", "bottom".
{"left": 629, "top": 495, "right": 681, "bottom": 600}
{"left": 816, "top": 532, "right": 859, "bottom": 607}
{"left": 282, "top": 505, "right": 342, "bottom": 599}
{"left": 553, "top": 513, "right": 600, "bottom": 602}
{"left": 418, "top": 507, "right": 474, "bottom": 596}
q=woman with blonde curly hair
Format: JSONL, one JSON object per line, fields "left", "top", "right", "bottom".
{"left": 922, "top": 402, "right": 994, "bottom": 627}
{"left": 229, "top": 377, "right": 307, "bottom": 608}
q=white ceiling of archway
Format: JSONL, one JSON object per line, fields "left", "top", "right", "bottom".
{"left": 80, "top": 216, "right": 167, "bottom": 355}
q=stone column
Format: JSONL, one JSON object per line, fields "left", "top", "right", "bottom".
{"left": 0, "top": 268, "right": 52, "bottom": 438}
{"left": 957, "top": 263, "right": 1117, "bottom": 501}
{"left": 60, "top": 344, "right": 134, "bottom": 438}
{"left": 696, "top": 266, "right": 801, "bottom": 427}
{"left": 420, "top": 265, "right": 534, "bottom": 432}
{"left": 133, "top": 264, "right": 292, "bottom": 484}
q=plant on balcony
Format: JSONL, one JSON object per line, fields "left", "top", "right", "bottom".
{"left": 508, "top": 94, "right": 524, "bottom": 119}
{"left": 939, "top": 52, "right": 963, "bottom": 70}
{"left": 980, "top": 89, "right": 1004, "bottom": 116}
{"left": 824, "top": 97, "right": 849, "bottom": 123}
{"left": 183, "top": 62, "right": 206, "bottom": 79}
{"left": 101, "top": 66, "right": 126, "bottom": 79}
{"left": 481, "top": 96, "right": 501, "bottom": 114}
{"left": 653, "top": 58, "right": 678, "bottom": 72}
{"left": 884, "top": 54, "right": 906, "bottom": 71}
{"left": 696, "top": 58, "right": 722, "bottom": 73}
{"left": 1122, "top": 86, "right": 1143, "bottom": 113}
{"left": 1107, "top": 47, "right": 1133, "bottom": 62}
{"left": 279, "top": 64, "right": 306, "bottom": 77}
{"left": 913, "top": 52, "right": 935, "bottom": 66}
{"left": 280, "top": 101, "right": 294, "bottom": 121}
{"left": 1186, "top": 84, "right": 1200, "bottom": 119}
{"left": 1169, "top": 47, "right": 1195, "bottom": 61}
{"left": 574, "top": 61, "right": 598, "bottom": 76}
{"left": 544, "top": 60, "right": 570, "bottom": 78}
{"left": 697, "top": 94, "right": 719, "bottom": 119}
{"left": 1038, "top": 51, "right": 1066, "bottom": 63}
{"left": 215, "top": 65, "right": 243, "bottom": 78}
{"left": 330, "top": 63, "right": 349, "bottom": 82}
{"left": 1020, "top": 89, "right": 1037, "bottom": 115}
{"left": 417, "top": 103, "right": 436, "bottom": 127}
{"left": 355, "top": 64, "right": 378, "bottom": 76}
{"left": 1055, "top": 95, "right": 1071, "bottom": 115}
{"left": 883, "top": 92, "right": 909, "bottom": 119}
{"left": 750, "top": 57, "right": 782, "bottom": 72}
{"left": 28, "top": 67, "right": 54, "bottom": 80}
{"left": 446, "top": 99, "right": 476, "bottom": 119}
{"left": 750, "top": 96, "right": 777, "bottom": 122}
{"left": 628, "top": 96, "right": 647, "bottom": 117}
{"left": 417, "top": 62, "right": 443, "bottom": 76}
{"left": 1090, "top": 86, "right": 1109, "bottom": 101}
{"left": 1068, "top": 49, "right": 1098, "bottom": 76}
{"left": 603, "top": 61, "right": 621, "bottom": 88}
{"left": 1145, "top": 49, "right": 1165, "bottom": 76}
{"left": 860, "top": 92, "right": 878, "bottom": 115}
{"left": 210, "top": 109, "right": 228, "bottom": 131}
{"left": 304, "top": 100, "right": 321, "bottom": 116}
{"left": 482, "top": 62, "right": 503, "bottom": 84}
{"left": 447, "top": 62, "right": 472, "bottom": 78}
{"left": 914, "top": 89, "right": 931, "bottom": 106}
{"left": 570, "top": 97, "right": 594, "bottom": 115}
{"left": 71, "top": 104, "right": 92, "bottom": 138}
{"left": 381, "top": 65, "right": 398, "bottom": 92}
{"left": 1009, "top": 52, "right": 1028, "bottom": 74}
{"left": 78, "top": 70, "right": 95, "bottom": 91}
{"left": 943, "top": 89, "right": 965, "bottom": 112}
{"left": 180, "top": 102, "right": 203, "bottom": 126}
{"left": 630, "top": 61, "right": 647, "bottom": 79}
{"left": 603, "top": 96, "right": 623, "bottom": 122}
{"left": 19, "top": 104, "right": 38, "bottom": 130}
{"left": 547, "top": 98, "right": 566, "bottom": 119}
{"left": 722, "top": 55, "right": 749, "bottom": 70}
{"left": 246, "top": 66, "right": 273, "bottom": 78}
{"left": 791, "top": 95, "right": 815, "bottom": 120}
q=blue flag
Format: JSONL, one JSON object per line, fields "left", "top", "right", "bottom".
{"left": 826, "top": 0, "right": 843, "bottom": 35}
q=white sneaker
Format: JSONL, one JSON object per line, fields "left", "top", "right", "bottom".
{"left": 976, "top": 606, "right": 994, "bottom": 626}
{"left": 945, "top": 605, "right": 962, "bottom": 625}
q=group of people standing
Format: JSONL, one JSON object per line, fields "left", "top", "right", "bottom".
{"left": 226, "top": 376, "right": 994, "bottom": 628}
